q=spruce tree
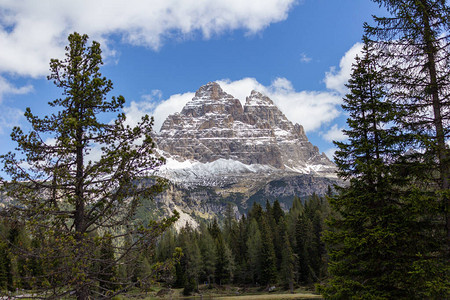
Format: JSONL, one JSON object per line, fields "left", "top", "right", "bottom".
{"left": 246, "top": 218, "right": 262, "bottom": 284}
{"left": 279, "top": 222, "right": 295, "bottom": 293}
{"left": 198, "top": 223, "right": 216, "bottom": 286}
{"left": 320, "top": 40, "right": 447, "bottom": 298}
{"left": 260, "top": 217, "right": 277, "bottom": 286}
{"left": 294, "top": 212, "right": 313, "bottom": 284}
{"left": 0, "top": 33, "right": 176, "bottom": 299}
{"left": 272, "top": 200, "right": 285, "bottom": 224}
{"left": 366, "top": 0, "right": 450, "bottom": 249}
{"left": 98, "top": 234, "right": 117, "bottom": 296}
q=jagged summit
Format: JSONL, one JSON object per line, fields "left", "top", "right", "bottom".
{"left": 156, "top": 82, "right": 335, "bottom": 177}
{"left": 194, "top": 81, "right": 230, "bottom": 100}
{"left": 151, "top": 82, "right": 338, "bottom": 228}
{"left": 178, "top": 82, "right": 244, "bottom": 121}
{"left": 245, "top": 90, "right": 276, "bottom": 107}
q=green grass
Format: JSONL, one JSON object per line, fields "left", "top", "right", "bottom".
{"left": 117, "top": 285, "right": 322, "bottom": 299}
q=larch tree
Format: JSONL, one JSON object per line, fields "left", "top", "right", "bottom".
{"left": 0, "top": 33, "right": 177, "bottom": 299}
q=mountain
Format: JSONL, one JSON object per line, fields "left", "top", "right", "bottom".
{"left": 149, "top": 82, "right": 339, "bottom": 229}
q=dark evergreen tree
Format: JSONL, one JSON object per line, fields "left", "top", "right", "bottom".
{"left": 246, "top": 218, "right": 262, "bottom": 284}
{"left": 272, "top": 200, "right": 285, "bottom": 224}
{"left": 174, "top": 249, "right": 187, "bottom": 288}
{"left": 156, "top": 228, "right": 177, "bottom": 262}
{"left": 209, "top": 219, "right": 222, "bottom": 240}
{"left": 185, "top": 240, "right": 202, "bottom": 291}
{"left": 320, "top": 40, "right": 447, "bottom": 298}
{"left": 260, "top": 217, "right": 277, "bottom": 286}
{"left": 248, "top": 202, "right": 264, "bottom": 223}
{"left": 214, "top": 233, "right": 234, "bottom": 285}
{"left": 0, "top": 33, "right": 176, "bottom": 299}
{"left": 0, "top": 222, "right": 12, "bottom": 292}
{"left": 98, "top": 234, "right": 117, "bottom": 296}
{"left": 294, "top": 213, "right": 313, "bottom": 284}
{"left": 224, "top": 203, "right": 236, "bottom": 241}
{"left": 198, "top": 224, "right": 216, "bottom": 286}
{"left": 366, "top": 0, "right": 450, "bottom": 250}
{"left": 280, "top": 229, "right": 295, "bottom": 293}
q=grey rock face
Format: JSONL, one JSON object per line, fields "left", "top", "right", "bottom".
{"left": 156, "top": 82, "right": 335, "bottom": 174}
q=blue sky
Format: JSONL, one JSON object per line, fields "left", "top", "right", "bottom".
{"left": 0, "top": 0, "right": 387, "bottom": 163}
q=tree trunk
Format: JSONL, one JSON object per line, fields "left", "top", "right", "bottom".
{"left": 421, "top": 0, "right": 450, "bottom": 250}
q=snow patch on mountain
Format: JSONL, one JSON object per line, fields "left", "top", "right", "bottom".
{"left": 155, "top": 82, "right": 337, "bottom": 181}
{"left": 158, "top": 157, "right": 278, "bottom": 185}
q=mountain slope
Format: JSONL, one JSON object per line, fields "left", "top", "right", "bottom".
{"left": 149, "top": 82, "right": 339, "bottom": 228}
{"left": 156, "top": 82, "right": 335, "bottom": 175}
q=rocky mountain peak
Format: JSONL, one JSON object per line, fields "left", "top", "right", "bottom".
{"left": 194, "top": 81, "right": 225, "bottom": 100}
{"left": 245, "top": 90, "right": 275, "bottom": 107}
{"left": 179, "top": 82, "right": 243, "bottom": 120}
{"left": 156, "top": 82, "right": 335, "bottom": 175}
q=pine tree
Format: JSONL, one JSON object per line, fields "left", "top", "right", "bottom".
{"left": 272, "top": 200, "right": 285, "bottom": 224}
{"left": 185, "top": 240, "right": 202, "bottom": 291}
{"left": 0, "top": 33, "right": 176, "bottom": 299}
{"left": 214, "top": 233, "right": 234, "bottom": 285}
{"left": 0, "top": 222, "right": 11, "bottom": 292}
{"left": 366, "top": 1, "right": 450, "bottom": 296}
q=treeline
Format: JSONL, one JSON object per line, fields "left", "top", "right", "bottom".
{"left": 152, "top": 195, "right": 332, "bottom": 295}
{"left": 0, "top": 216, "right": 172, "bottom": 296}
{"left": 0, "top": 195, "right": 332, "bottom": 295}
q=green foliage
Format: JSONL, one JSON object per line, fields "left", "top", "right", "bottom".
{"left": 320, "top": 30, "right": 449, "bottom": 298}
{"left": 0, "top": 32, "right": 176, "bottom": 299}
{"left": 98, "top": 235, "right": 117, "bottom": 295}
{"left": 260, "top": 217, "right": 277, "bottom": 286}
{"left": 198, "top": 224, "right": 216, "bottom": 286}
{"left": 366, "top": 0, "right": 449, "bottom": 250}
{"left": 280, "top": 228, "right": 295, "bottom": 292}
{"left": 246, "top": 218, "right": 262, "bottom": 284}
{"left": 149, "top": 195, "right": 332, "bottom": 291}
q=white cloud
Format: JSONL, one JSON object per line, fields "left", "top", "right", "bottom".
{"left": 321, "top": 124, "right": 346, "bottom": 142}
{"left": 131, "top": 77, "right": 341, "bottom": 134}
{"left": 123, "top": 42, "right": 366, "bottom": 136}
{"left": 0, "top": 76, "right": 33, "bottom": 102}
{"left": 299, "top": 52, "right": 311, "bottom": 63}
{"left": 217, "top": 77, "right": 342, "bottom": 132}
{"left": 123, "top": 91, "right": 195, "bottom": 132}
{"left": 324, "top": 43, "right": 363, "bottom": 95}
{"left": 122, "top": 100, "right": 154, "bottom": 129}
{"left": 324, "top": 148, "right": 337, "bottom": 161}
{"left": 152, "top": 92, "right": 195, "bottom": 131}
{"left": 0, "top": 0, "right": 297, "bottom": 78}
{"left": 0, "top": 105, "right": 23, "bottom": 134}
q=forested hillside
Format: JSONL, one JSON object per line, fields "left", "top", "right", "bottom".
{"left": 0, "top": 195, "right": 331, "bottom": 296}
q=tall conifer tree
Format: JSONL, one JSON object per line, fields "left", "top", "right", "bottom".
{"left": 366, "top": 0, "right": 450, "bottom": 248}
{"left": 0, "top": 33, "right": 176, "bottom": 299}
{"left": 320, "top": 40, "right": 448, "bottom": 298}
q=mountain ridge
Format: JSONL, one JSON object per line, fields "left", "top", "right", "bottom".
{"left": 156, "top": 82, "right": 335, "bottom": 175}
{"left": 149, "top": 82, "right": 339, "bottom": 229}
